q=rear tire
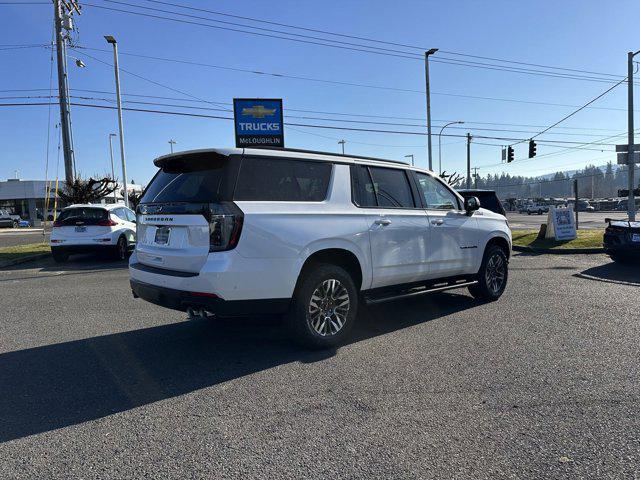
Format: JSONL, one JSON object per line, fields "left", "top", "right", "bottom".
{"left": 12, "top": 220, "right": 18, "bottom": 228}
{"left": 469, "top": 244, "right": 509, "bottom": 302}
{"left": 287, "top": 263, "right": 358, "bottom": 349}
{"left": 51, "top": 248, "right": 68, "bottom": 263}
{"left": 114, "top": 236, "right": 128, "bottom": 261}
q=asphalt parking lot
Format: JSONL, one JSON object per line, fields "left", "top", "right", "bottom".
{"left": 0, "top": 253, "right": 638, "bottom": 478}
{"left": 506, "top": 211, "right": 617, "bottom": 230}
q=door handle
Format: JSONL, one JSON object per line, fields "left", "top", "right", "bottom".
{"left": 374, "top": 218, "right": 391, "bottom": 226}
{"left": 430, "top": 219, "right": 444, "bottom": 226}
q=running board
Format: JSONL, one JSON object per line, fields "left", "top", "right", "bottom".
{"left": 364, "top": 280, "right": 478, "bottom": 305}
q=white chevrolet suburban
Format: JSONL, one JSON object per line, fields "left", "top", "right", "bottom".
{"left": 129, "top": 148, "right": 511, "bottom": 348}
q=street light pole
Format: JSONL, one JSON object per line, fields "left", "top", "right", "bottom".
{"left": 338, "top": 139, "right": 346, "bottom": 154}
{"left": 104, "top": 35, "right": 129, "bottom": 208}
{"left": 628, "top": 50, "right": 640, "bottom": 221}
{"left": 168, "top": 139, "right": 177, "bottom": 153}
{"left": 404, "top": 154, "right": 414, "bottom": 166}
{"left": 438, "top": 120, "right": 464, "bottom": 175}
{"left": 108, "top": 133, "right": 117, "bottom": 203}
{"left": 424, "top": 48, "right": 438, "bottom": 170}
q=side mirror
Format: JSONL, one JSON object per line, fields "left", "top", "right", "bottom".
{"left": 464, "top": 196, "right": 481, "bottom": 215}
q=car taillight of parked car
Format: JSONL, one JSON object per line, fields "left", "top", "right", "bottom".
{"left": 208, "top": 202, "right": 243, "bottom": 252}
{"left": 606, "top": 225, "right": 626, "bottom": 234}
{"left": 97, "top": 218, "right": 118, "bottom": 227}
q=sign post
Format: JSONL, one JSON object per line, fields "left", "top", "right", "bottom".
{"left": 233, "top": 98, "right": 284, "bottom": 148}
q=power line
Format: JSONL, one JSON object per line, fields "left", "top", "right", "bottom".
{"left": 0, "top": 101, "right": 621, "bottom": 146}
{"left": 82, "top": 1, "right": 637, "bottom": 85}
{"left": 136, "top": 0, "right": 627, "bottom": 81}
{"left": 527, "top": 77, "right": 627, "bottom": 143}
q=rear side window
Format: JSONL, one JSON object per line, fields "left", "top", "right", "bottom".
{"left": 57, "top": 208, "right": 108, "bottom": 225}
{"left": 234, "top": 157, "right": 331, "bottom": 202}
{"left": 475, "top": 193, "right": 504, "bottom": 215}
{"left": 352, "top": 165, "right": 415, "bottom": 208}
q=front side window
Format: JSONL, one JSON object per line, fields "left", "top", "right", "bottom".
{"left": 234, "top": 157, "right": 332, "bottom": 202}
{"left": 415, "top": 173, "right": 460, "bottom": 210}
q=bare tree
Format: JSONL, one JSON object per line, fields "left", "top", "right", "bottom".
{"left": 440, "top": 171, "right": 464, "bottom": 188}
{"left": 57, "top": 176, "right": 117, "bottom": 205}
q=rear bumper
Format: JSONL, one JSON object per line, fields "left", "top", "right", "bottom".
{"left": 50, "top": 244, "right": 115, "bottom": 254}
{"left": 130, "top": 279, "right": 290, "bottom": 316}
{"left": 603, "top": 233, "right": 640, "bottom": 254}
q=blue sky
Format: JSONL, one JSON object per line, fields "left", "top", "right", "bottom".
{"left": 2, "top": 0, "right": 639, "bottom": 185}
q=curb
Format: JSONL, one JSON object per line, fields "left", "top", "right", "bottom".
{"left": 0, "top": 253, "right": 50, "bottom": 269}
{"left": 513, "top": 245, "right": 605, "bottom": 255}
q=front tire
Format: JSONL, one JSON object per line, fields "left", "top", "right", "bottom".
{"left": 469, "top": 244, "right": 509, "bottom": 302}
{"left": 287, "top": 264, "right": 358, "bottom": 349}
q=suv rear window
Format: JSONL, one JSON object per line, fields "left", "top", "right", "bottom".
{"left": 141, "top": 153, "right": 239, "bottom": 204}
{"left": 56, "top": 208, "right": 108, "bottom": 226}
{"left": 234, "top": 157, "right": 331, "bottom": 202}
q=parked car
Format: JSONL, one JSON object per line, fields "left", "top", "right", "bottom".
{"left": 603, "top": 218, "right": 640, "bottom": 262}
{"left": 615, "top": 199, "right": 640, "bottom": 211}
{"left": 458, "top": 189, "right": 506, "bottom": 216}
{"left": 50, "top": 204, "right": 136, "bottom": 262}
{"left": 0, "top": 209, "right": 21, "bottom": 228}
{"left": 129, "top": 147, "right": 512, "bottom": 349}
{"left": 567, "top": 200, "right": 595, "bottom": 212}
{"left": 525, "top": 203, "right": 549, "bottom": 215}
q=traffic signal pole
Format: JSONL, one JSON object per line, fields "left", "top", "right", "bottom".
{"left": 628, "top": 51, "right": 638, "bottom": 222}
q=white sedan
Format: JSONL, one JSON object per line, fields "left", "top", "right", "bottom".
{"left": 50, "top": 203, "right": 136, "bottom": 262}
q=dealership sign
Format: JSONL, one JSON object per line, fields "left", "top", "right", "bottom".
{"left": 233, "top": 98, "right": 284, "bottom": 148}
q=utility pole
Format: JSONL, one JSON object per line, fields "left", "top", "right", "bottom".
{"left": 466, "top": 133, "right": 472, "bottom": 189}
{"left": 168, "top": 139, "right": 177, "bottom": 153}
{"left": 54, "top": 0, "right": 76, "bottom": 184}
{"left": 424, "top": 48, "right": 438, "bottom": 170}
{"left": 404, "top": 154, "right": 414, "bottom": 166}
{"left": 472, "top": 167, "right": 479, "bottom": 189}
{"left": 628, "top": 50, "right": 640, "bottom": 221}
{"left": 108, "top": 133, "right": 117, "bottom": 203}
{"left": 338, "top": 139, "right": 346, "bottom": 154}
{"left": 105, "top": 35, "right": 129, "bottom": 208}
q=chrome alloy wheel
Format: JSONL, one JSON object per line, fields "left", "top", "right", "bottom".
{"left": 485, "top": 252, "right": 506, "bottom": 295}
{"left": 307, "top": 279, "right": 350, "bottom": 336}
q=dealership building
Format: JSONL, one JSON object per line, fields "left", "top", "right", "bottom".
{"left": 0, "top": 178, "right": 142, "bottom": 224}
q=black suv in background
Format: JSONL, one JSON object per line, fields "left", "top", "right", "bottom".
{"left": 458, "top": 190, "right": 506, "bottom": 216}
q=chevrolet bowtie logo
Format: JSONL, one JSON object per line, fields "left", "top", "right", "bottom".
{"left": 241, "top": 105, "right": 276, "bottom": 118}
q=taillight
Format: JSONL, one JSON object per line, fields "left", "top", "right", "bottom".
{"left": 97, "top": 218, "right": 118, "bottom": 226}
{"left": 208, "top": 202, "right": 243, "bottom": 252}
{"left": 606, "top": 225, "right": 625, "bottom": 234}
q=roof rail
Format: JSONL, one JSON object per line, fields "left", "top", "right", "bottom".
{"left": 247, "top": 147, "right": 410, "bottom": 166}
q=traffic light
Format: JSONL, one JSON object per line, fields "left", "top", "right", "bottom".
{"left": 528, "top": 140, "right": 537, "bottom": 158}
{"left": 507, "top": 146, "right": 514, "bottom": 163}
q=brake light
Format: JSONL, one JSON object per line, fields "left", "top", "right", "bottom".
{"left": 208, "top": 202, "right": 243, "bottom": 252}
{"left": 97, "top": 218, "right": 118, "bottom": 226}
{"left": 606, "top": 225, "right": 625, "bottom": 234}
